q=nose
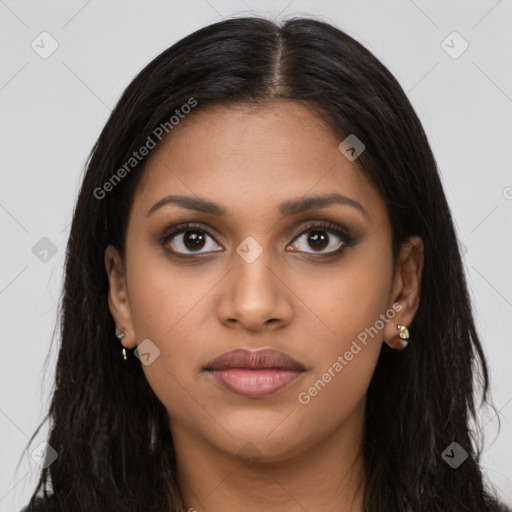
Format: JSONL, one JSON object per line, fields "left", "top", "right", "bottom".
{"left": 217, "top": 247, "right": 294, "bottom": 333}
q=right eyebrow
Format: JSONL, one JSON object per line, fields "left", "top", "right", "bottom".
{"left": 147, "top": 195, "right": 228, "bottom": 217}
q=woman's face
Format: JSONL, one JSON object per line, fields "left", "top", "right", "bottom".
{"left": 106, "top": 101, "right": 422, "bottom": 464}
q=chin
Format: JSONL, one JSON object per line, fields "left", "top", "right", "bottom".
{"left": 207, "top": 413, "right": 312, "bottom": 462}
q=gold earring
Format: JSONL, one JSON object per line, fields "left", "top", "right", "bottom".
{"left": 397, "top": 324, "right": 410, "bottom": 348}
{"left": 116, "top": 328, "right": 127, "bottom": 360}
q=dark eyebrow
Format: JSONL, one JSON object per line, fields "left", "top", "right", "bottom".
{"left": 147, "top": 193, "right": 368, "bottom": 219}
{"left": 147, "top": 195, "right": 227, "bottom": 217}
{"left": 279, "top": 193, "right": 368, "bottom": 219}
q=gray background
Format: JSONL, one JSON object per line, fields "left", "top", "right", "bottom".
{"left": 1, "top": 0, "right": 511, "bottom": 509}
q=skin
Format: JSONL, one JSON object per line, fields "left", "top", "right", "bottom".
{"left": 105, "top": 101, "right": 424, "bottom": 512}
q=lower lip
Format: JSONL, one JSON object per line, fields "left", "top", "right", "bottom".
{"left": 207, "top": 368, "right": 303, "bottom": 398}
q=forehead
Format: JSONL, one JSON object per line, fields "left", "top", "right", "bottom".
{"left": 133, "top": 101, "right": 386, "bottom": 223}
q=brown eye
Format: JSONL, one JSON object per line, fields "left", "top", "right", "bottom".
{"left": 161, "top": 225, "right": 223, "bottom": 255}
{"left": 181, "top": 230, "right": 206, "bottom": 251}
{"left": 287, "top": 222, "right": 352, "bottom": 255}
{"left": 306, "top": 230, "right": 329, "bottom": 251}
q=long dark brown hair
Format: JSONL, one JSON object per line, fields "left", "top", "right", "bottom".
{"left": 20, "top": 15, "right": 505, "bottom": 512}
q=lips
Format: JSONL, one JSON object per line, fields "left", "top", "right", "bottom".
{"left": 205, "top": 348, "right": 305, "bottom": 372}
{"left": 204, "top": 348, "right": 306, "bottom": 398}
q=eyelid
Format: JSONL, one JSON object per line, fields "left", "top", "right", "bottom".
{"left": 292, "top": 220, "right": 351, "bottom": 241}
{"left": 159, "top": 222, "right": 222, "bottom": 246}
{"left": 159, "top": 219, "right": 353, "bottom": 255}
{"left": 287, "top": 220, "right": 354, "bottom": 254}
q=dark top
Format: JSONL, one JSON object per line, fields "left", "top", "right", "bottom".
{"left": 19, "top": 495, "right": 512, "bottom": 512}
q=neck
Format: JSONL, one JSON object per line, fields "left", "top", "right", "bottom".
{"left": 170, "top": 400, "right": 367, "bottom": 512}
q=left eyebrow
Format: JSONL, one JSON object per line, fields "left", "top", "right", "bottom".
{"left": 147, "top": 192, "right": 368, "bottom": 220}
{"left": 278, "top": 193, "right": 368, "bottom": 220}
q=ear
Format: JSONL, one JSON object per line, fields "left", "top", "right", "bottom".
{"left": 383, "top": 235, "right": 424, "bottom": 349}
{"left": 105, "top": 244, "right": 136, "bottom": 349}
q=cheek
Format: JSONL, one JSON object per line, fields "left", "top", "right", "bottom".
{"left": 125, "top": 235, "right": 213, "bottom": 343}
{"left": 124, "top": 242, "right": 228, "bottom": 414}
{"left": 125, "top": 256, "right": 206, "bottom": 427}
{"left": 293, "top": 266, "right": 390, "bottom": 435}
{"left": 305, "top": 249, "right": 393, "bottom": 349}
{"left": 295, "top": 243, "right": 393, "bottom": 405}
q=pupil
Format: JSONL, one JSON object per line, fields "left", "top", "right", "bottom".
{"left": 184, "top": 230, "right": 205, "bottom": 251}
{"left": 309, "top": 230, "right": 328, "bottom": 250}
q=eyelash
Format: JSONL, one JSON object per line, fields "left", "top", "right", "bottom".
{"left": 159, "top": 221, "right": 354, "bottom": 258}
